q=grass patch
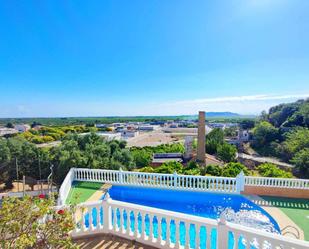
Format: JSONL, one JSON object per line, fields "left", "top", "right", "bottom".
{"left": 261, "top": 196, "right": 309, "bottom": 241}
{"left": 66, "top": 181, "right": 103, "bottom": 205}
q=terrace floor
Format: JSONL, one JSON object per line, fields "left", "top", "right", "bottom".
{"left": 72, "top": 234, "right": 156, "bottom": 249}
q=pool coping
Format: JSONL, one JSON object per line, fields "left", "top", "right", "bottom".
{"left": 245, "top": 195, "right": 304, "bottom": 240}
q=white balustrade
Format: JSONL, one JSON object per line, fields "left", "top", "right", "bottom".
{"left": 59, "top": 168, "right": 309, "bottom": 209}
{"left": 56, "top": 168, "right": 309, "bottom": 248}
{"left": 58, "top": 168, "right": 75, "bottom": 205}
{"left": 71, "top": 198, "right": 309, "bottom": 249}
{"left": 72, "top": 167, "right": 239, "bottom": 193}
{"left": 245, "top": 176, "right": 309, "bottom": 189}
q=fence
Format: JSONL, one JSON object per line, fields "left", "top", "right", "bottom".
{"left": 73, "top": 167, "right": 240, "bottom": 192}
{"left": 0, "top": 187, "right": 57, "bottom": 200}
{"left": 245, "top": 176, "right": 309, "bottom": 189}
{"left": 70, "top": 197, "right": 309, "bottom": 249}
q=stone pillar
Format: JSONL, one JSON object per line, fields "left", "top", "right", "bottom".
{"left": 197, "top": 111, "right": 206, "bottom": 163}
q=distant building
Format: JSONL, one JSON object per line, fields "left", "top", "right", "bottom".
{"left": 115, "top": 126, "right": 125, "bottom": 132}
{"left": 184, "top": 136, "right": 194, "bottom": 160}
{"left": 150, "top": 121, "right": 165, "bottom": 126}
{"left": 169, "top": 123, "right": 178, "bottom": 128}
{"left": 121, "top": 130, "right": 139, "bottom": 139}
{"left": 138, "top": 125, "right": 159, "bottom": 131}
{"left": 0, "top": 127, "right": 18, "bottom": 136}
{"left": 96, "top": 132, "right": 122, "bottom": 141}
{"left": 14, "top": 124, "right": 30, "bottom": 132}
{"left": 238, "top": 129, "right": 250, "bottom": 142}
{"left": 112, "top": 123, "right": 123, "bottom": 128}
{"left": 226, "top": 129, "right": 250, "bottom": 145}
{"left": 151, "top": 153, "right": 183, "bottom": 167}
{"left": 126, "top": 125, "right": 137, "bottom": 131}
{"left": 32, "top": 125, "right": 43, "bottom": 131}
{"left": 95, "top": 124, "right": 107, "bottom": 128}
{"left": 209, "top": 123, "right": 225, "bottom": 129}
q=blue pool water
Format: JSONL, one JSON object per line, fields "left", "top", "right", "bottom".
{"left": 84, "top": 186, "right": 280, "bottom": 249}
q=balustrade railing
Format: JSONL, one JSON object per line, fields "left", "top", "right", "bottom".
{"left": 59, "top": 168, "right": 309, "bottom": 206}
{"left": 57, "top": 168, "right": 309, "bottom": 248}
{"left": 73, "top": 167, "right": 239, "bottom": 193}
{"left": 245, "top": 176, "right": 309, "bottom": 189}
{"left": 71, "top": 198, "right": 309, "bottom": 249}
{"left": 58, "top": 168, "right": 75, "bottom": 205}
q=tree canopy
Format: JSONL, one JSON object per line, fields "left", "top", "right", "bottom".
{"left": 0, "top": 195, "right": 76, "bottom": 248}
{"left": 262, "top": 99, "right": 309, "bottom": 128}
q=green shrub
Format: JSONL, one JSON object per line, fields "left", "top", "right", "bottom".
{"left": 137, "top": 166, "right": 154, "bottom": 173}
{"left": 291, "top": 148, "right": 309, "bottom": 178}
{"left": 217, "top": 142, "right": 237, "bottom": 163}
{"left": 204, "top": 164, "right": 222, "bottom": 176}
{"left": 183, "top": 168, "right": 201, "bottom": 175}
{"left": 257, "top": 163, "right": 292, "bottom": 178}
{"left": 154, "top": 161, "right": 183, "bottom": 174}
{"left": 185, "top": 160, "right": 199, "bottom": 170}
{"left": 131, "top": 149, "right": 152, "bottom": 168}
{"left": 222, "top": 162, "right": 249, "bottom": 177}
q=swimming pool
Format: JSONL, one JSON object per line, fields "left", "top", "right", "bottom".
{"left": 108, "top": 186, "right": 280, "bottom": 232}
{"left": 85, "top": 186, "right": 280, "bottom": 248}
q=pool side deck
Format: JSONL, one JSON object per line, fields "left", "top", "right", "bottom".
{"left": 87, "top": 183, "right": 112, "bottom": 202}
{"left": 247, "top": 195, "right": 305, "bottom": 240}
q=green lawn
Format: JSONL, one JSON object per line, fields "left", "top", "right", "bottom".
{"left": 66, "top": 181, "right": 103, "bottom": 205}
{"left": 261, "top": 196, "right": 309, "bottom": 241}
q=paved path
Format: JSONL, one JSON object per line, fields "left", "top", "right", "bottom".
{"left": 73, "top": 234, "right": 156, "bottom": 249}
{"left": 238, "top": 153, "right": 294, "bottom": 168}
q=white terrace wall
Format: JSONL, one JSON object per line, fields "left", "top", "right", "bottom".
{"left": 243, "top": 176, "right": 309, "bottom": 198}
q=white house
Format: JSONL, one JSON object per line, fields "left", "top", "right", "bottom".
{"left": 121, "top": 130, "right": 139, "bottom": 139}
{"left": 14, "top": 124, "right": 30, "bottom": 132}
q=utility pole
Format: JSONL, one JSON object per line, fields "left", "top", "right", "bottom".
{"left": 16, "top": 157, "right": 19, "bottom": 192}
{"left": 38, "top": 152, "right": 41, "bottom": 181}
{"left": 48, "top": 164, "right": 54, "bottom": 195}
{"left": 197, "top": 111, "right": 206, "bottom": 164}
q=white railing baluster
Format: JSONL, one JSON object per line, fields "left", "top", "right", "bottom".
{"left": 166, "top": 218, "right": 171, "bottom": 247}
{"left": 158, "top": 216, "right": 162, "bottom": 245}
{"left": 175, "top": 220, "right": 180, "bottom": 249}
{"left": 70, "top": 199, "right": 309, "bottom": 249}
{"left": 184, "top": 222, "right": 190, "bottom": 249}
{"left": 149, "top": 214, "right": 154, "bottom": 242}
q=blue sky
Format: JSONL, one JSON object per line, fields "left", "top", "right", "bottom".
{"left": 0, "top": 0, "right": 309, "bottom": 117}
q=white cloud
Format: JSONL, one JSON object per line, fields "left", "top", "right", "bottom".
{"left": 1, "top": 94, "right": 308, "bottom": 118}
{"left": 153, "top": 93, "right": 309, "bottom": 115}
{"left": 168, "top": 94, "right": 309, "bottom": 106}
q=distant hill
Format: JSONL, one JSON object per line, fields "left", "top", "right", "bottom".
{"left": 0, "top": 112, "right": 256, "bottom": 126}
{"left": 207, "top": 112, "right": 241, "bottom": 118}
{"left": 182, "top": 112, "right": 255, "bottom": 120}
